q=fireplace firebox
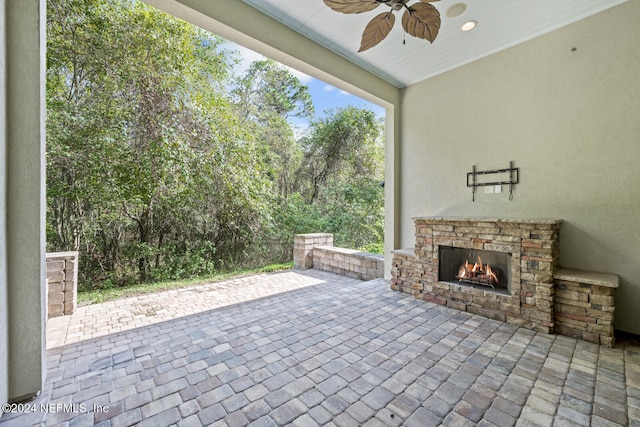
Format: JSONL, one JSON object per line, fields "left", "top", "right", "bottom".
{"left": 438, "top": 246, "right": 511, "bottom": 294}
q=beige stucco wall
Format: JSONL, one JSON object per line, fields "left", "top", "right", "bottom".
{"left": 399, "top": 1, "right": 640, "bottom": 334}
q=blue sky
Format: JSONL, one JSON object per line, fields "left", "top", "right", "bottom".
{"left": 227, "top": 42, "right": 385, "bottom": 133}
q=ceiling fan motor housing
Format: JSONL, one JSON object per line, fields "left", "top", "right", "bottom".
{"left": 382, "top": 0, "right": 410, "bottom": 11}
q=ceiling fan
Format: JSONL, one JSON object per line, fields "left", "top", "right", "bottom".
{"left": 323, "top": 0, "right": 441, "bottom": 52}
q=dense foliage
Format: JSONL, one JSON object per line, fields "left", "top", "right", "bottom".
{"left": 46, "top": 0, "right": 385, "bottom": 289}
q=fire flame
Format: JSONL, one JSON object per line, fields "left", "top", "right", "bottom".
{"left": 457, "top": 255, "right": 499, "bottom": 285}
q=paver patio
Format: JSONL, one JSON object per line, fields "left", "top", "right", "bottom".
{"left": 1, "top": 269, "right": 639, "bottom": 426}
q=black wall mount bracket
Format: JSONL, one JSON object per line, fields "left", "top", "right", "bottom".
{"left": 467, "top": 161, "right": 519, "bottom": 201}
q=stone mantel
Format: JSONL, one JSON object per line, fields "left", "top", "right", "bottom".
{"left": 412, "top": 216, "right": 563, "bottom": 225}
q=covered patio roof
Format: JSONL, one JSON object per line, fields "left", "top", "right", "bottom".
{"left": 240, "top": 0, "right": 628, "bottom": 88}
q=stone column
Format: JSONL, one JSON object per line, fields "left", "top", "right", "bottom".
{"left": 293, "top": 234, "right": 333, "bottom": 270}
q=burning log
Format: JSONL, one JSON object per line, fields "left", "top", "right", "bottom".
{"left": 456, "top": 255, "right": 500, "bottom": 287}
{"left": 486, "top": 264, "right": 499, "bottom": 284}
{"left": 458, "top": 265, "right": 467, "bottom": 279}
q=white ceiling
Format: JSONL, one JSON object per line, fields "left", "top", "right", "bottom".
{"left": 241, "top": 0, "right": 628, "bottom": 88}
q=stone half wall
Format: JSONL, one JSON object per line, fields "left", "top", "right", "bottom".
{"left": 553, "top": 269, "right": 618, "bottom": 347}
{"left": 293, "top": 234, "right": 384, "bottom": 281}
{"left": 46, "top": 251, "right": 79, "bottom": 318}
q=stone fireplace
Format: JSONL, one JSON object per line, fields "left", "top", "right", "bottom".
{"left": 392, "top": 217, "right": 561, "bottom": 333}
{"left": 391, "top": 216, "right": 620, "bottom": 346}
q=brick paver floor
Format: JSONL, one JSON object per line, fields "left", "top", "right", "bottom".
{"left": 1, "top": 269, "right": 639, "bottom": 426}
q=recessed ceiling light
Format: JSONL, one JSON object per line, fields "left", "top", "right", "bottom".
{"left": 460, "top": 20, "right": 477, "bottom": 32}
{"left": 446, "top": 2, "right": 467, "bottom": 18}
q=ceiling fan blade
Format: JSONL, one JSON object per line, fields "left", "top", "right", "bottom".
{"left": 401, "top": 2, "right": 440, "bottom": 43}
{"left": 359, "top": 12, "right": 395, "bottom": 52}
{"left": 323, "top": 0, "right": 381, "bottom": 14}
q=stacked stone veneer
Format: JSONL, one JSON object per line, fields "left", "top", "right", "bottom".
{"left": 553, "top": 269, "right": 618, "bottom": 346}
{"left": 390, "top": 248, "right": 420, "bottom": 295}
{"left": 294, "top": 234, "right": 384, "bottom": 281}
{"left": 294, "top": 234, "right": 334, "bottom": 270}
{"left": 391, "top": 217, "right": 620, "bottom": 346}
{"left": 46, "top": 251, "right": 79, "bottom": 318}
{"left": 393, "top": 217, "right": 562, "bottom": 334}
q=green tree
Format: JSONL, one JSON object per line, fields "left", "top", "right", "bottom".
{"left": 298, "top": 106, "right": 384, "bottom": 203}
{"left": 47, "top": 0, "right": 271, "bottom": 285}
{"left": 233, "top": 59, "right": 314, "bottom": 122}
{"left": 275, "top": 107, "right": 385, "bottom": 252}
{"left": 46, "top": 0, "right": 385, "bottom": 290}
{"left": 232, "top": 59, "right": 313, "bottom": 200}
